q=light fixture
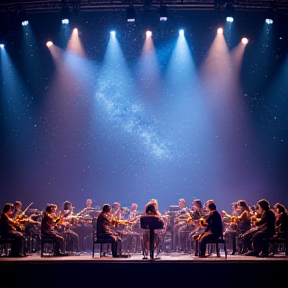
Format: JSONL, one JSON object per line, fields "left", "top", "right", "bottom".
{"left": 46, "top": 41, "right": 53, "bottom": 47}
{"left": 217, "top": 27, "right": 223, "bottom": 34}
{"left": 19, "top": 9, "right": 29, "bottom": 26}
{"left": 146, "top": 30, "right": 152, "bottom": 37}
{"left": 126, "top": 5, "right": 136, "bottom": 22}
{"left": 241, "top": 37, "right": 248, "bottom": 45}
{"left": 61, "top": 3, "right": 70, "bottom": 24}
{"left": 225, "top": 1, "right": 234, "bottom": 22}
{"left": 159, "top": 4, "right": 168, "bottom": 22}
{"left": 265, "top": 8, "right": 274, "bottom": 25}
{"left": 0, "top": 35, "right": 5, "bottom": 48}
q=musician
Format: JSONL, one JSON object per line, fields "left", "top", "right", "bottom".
{"left": 223, "top": 200, "right": 251, "bottom": 254}
{"left": 142, "top": 201, "right": 164, "bottom": 258}
{"left": 12, "top": 201, "right": 23, "bottom": 219}
{"left": 274, "top": 203, "right": 288, "bottom": 237}
{"left": 176, "top": 199, "right": 199, "bottom": 252}
{"left": 11, "top": 201, "right": 33, "bottom": 231}
{"left": 244, "top": 199, "right": 276, "bottom": 257}
{"left": 128, "top": 203, "right": 139, "bottom": 220}
{"left": 61, "top": 201, "right": 80, "bottom": 253}
{"left": 0, "top": 203, "right": 27, "bottom": 257}
{"left": 96, "top": 204, "right": 128, "bottom": 258}
{"left": 197, "top": 200, "right": 223, "bottom": 258}
{"left": 41, "top": 204, "right": 68, "bottom": 256}
{"left": 13, "top": 202, "right": 41, "bottom": 253}
{"left": 186, "top": 199, "right": 206, "bottom": 254}
{"left": 222, "top": 202, "right": 238, "bottom": 230}
{"left": 172, "top": 198, "right": 190, "bottom": 252}
{"left": 121, "top": 207, "right": 130, "bottom": 220}
{"left": 77, "top": 198, "right": 94, "bottom": 218}
{"left": 111, "top": 202, "right": 122, "bottom": 220}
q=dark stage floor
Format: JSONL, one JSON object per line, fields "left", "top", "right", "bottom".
{"left": 0, "top": 251, "right": 288, "bottom": 288}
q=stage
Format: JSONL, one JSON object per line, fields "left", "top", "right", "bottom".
{"left": 0, "top": 251, "right": 287, "bottom": 288}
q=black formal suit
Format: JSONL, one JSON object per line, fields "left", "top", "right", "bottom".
{"left": 198, "top": 209, "right": 223, "bottom": 256}
{"left": 96, "top": 211, "right": 122, "bottom": 257}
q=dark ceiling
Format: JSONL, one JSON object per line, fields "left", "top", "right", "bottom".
{"left": 0, "top": 0, "right": 288, "bottom": 14}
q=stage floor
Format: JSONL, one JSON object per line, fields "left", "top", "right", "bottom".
{"left": 1, "top": 251, "right": 287, "bottom": 288}
{"left": 1, "top": 250, "right": 288, "bottom": 262}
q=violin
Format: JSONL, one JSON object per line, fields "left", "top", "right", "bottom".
{"left": 222, "top": 210, "right": 239, "bottom": 224}
{"left": 14, "top": 202, "right": 34, "bottom": 222}
{"left": 198, "top": 217, "right": 208, "bottom": 226}
{"left": 175, "top": 212, "right": 195, "bottom": 226}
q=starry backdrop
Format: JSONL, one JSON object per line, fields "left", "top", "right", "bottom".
{"left": 0, "top": 9, "right": 288, "bottom": 214}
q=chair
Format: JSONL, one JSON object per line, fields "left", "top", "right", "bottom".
{"left": 92, "top": 217, "right": 114, "bottom": 258}
{"left": 0, "top": 237, "right": 15, "bottom": 257}
{"left": 263, "top": 236, "right": 288, "bottom": 256}
{"left": 40, "top": 235, "right": 56, "bottom": 257}
{"left": 206, "top": 236, "right": 228, "bottom": 259}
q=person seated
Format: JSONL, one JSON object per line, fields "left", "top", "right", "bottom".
{"left": 96, "top": 204, "right": 128, "bottom": 258}
{"left": 172, "top": 198, "right": 190, "bottom": 252}
{"left": 11, "top": 201, "right": 23, "bottom": 219}
{"left": 141, "top": 201, "right": 164, "bottom": 259}
{"left": 178, "top": 199, "right": 203, "bottom": 253}
{"left": 0, "top": 203, "right": 27, "bottom": 257}
{"left": 223, "top": 200, "right": 251, "bottom": 254}
{"left": 244, "top": 199, "right": 276, "bottom": 257}
{"left": 60, "top": 201, "right": 80, "bottom": 253}
{"left": 274, "top": 203, "right": 288, "bottom": 238}
{"left": 111, "top": 202, "right": 122, "bottom": 220}
{"left": 186, "top": 199, "right": 206, "bottom": 254}
{"left": 77, "top": 199, "right": 94, "bottom": 218}
{"left": 195, "top": 200, "right": 223, "bottom": 258}
{"left": 41, "top": 204, "right": 68, "bottom": 256}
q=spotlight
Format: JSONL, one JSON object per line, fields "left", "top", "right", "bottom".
{"left": 179, "top": 29, "right": 184, "bottom": 36}
{"left": 126, "top": 5, "right": 136, "bottom": 22}
{"left": 217, "top": 27, "right": 223, "bottom": 34}
{"left": 226, "top": 16, "right": 234, "bottom": 23}
{"left": 241, "top": 38, "right": 248, "bottom": 45}
{"left": 110, "top": 31, "right": 116, "bottom": 36}
{"left": 61, "top": 3, "right": 70, "bottom": 24}
{"left": 225, "top": 1, "right": 234, "bottom": 23}
{"left": 46, "top": 41, "right": 53, "bottom": 47}
{"left": 0, "top": 35, "right": 5, "bottom": 48}
{"left": 19, "top": 9, "right": 29, "bottom": 26}
{"left": 146, "top": 30, "right": 152, "bottom": 37}
{"left": 159, "top": 4, "right": 168, "bottom": 22}
{"left": 265, "top": 8, "right": 274, "bottom": 25}
{"left": 265, "top": 18, "right": 273, "bottom": 24}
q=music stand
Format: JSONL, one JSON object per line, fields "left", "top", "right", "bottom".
{"left": 140, "top": 215, "right": 164, "bottom": 260}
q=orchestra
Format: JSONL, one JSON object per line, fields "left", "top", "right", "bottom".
{"left": 0, "top": 197, "right": 287, "bottom": 258}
